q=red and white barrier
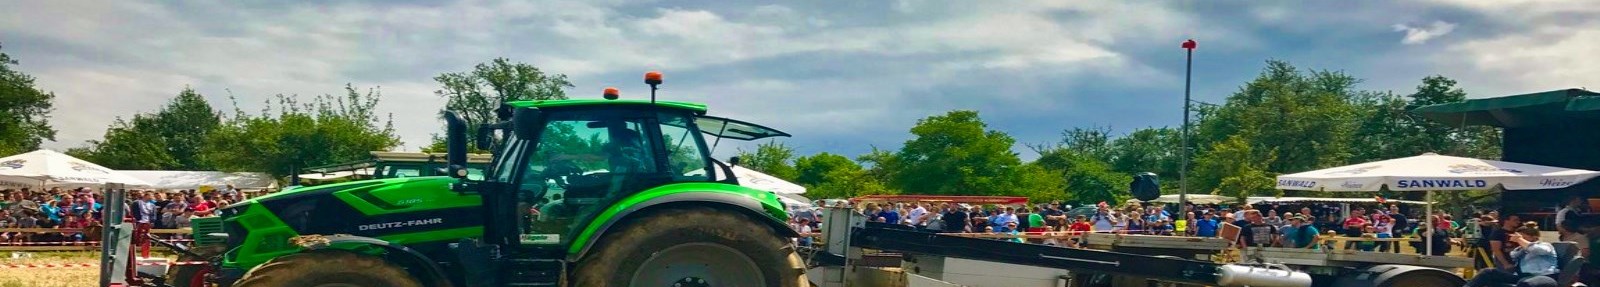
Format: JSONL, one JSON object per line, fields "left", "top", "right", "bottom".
{"left": 0, "top": 261, "right": 209, "bottom": 268}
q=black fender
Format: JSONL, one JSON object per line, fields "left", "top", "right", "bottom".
{"left": 569, "top": 192, "right": 799, "bottom": 261}
{"left": 301, "top": 234, "right": 454, "bottom": 287}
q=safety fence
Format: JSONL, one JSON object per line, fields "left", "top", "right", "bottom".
{"left": 0, "top": 261, "right": 210, "bottom": 269}
{"left": 0, "top": 228, "right": 192, "bottom": 251}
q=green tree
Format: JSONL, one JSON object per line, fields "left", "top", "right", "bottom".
{"left": 1106, "top": 127, "right": 1182, "bottom": 189}
{"left": 1352, "top": 76, "right": 1501, "bottom": 162}
{"left": 1033, "top": 148, "right": 1128, "bottom": 204}
{"left": 428, "top": 58, "right": 574, "bottom": 151}
{"left": 1056, "top": 127, "right": 1115, "bottom": 163}
{"left": 795, "top": 152, "right": 893, "bottom": 199}
{"left": 71, "top": 88, "right": 221, "bottom": 170}
{"left": 204, "top": 85, "right": 401, "bottom": 177}
{"left": 0, "top": 43, "right": 57, "bottom": 155}
{"left": 1191, "top": 60, "right": 1365, "bottom": 193}
{"left": 734, "top": 141, "right": 799, "bottom": 181}
{"left": 879, "top": 110, "right": 1053, "bottom": 197}
{"left": 1193, "top": 135, "right": 1278, "bottom": 199}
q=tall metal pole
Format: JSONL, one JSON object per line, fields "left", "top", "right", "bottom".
{"left": 1179, "top": 39, "right": 1196, "bottom": 209}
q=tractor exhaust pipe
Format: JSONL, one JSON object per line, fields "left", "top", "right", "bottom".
{"left": 442, "top": 111, "right": 469, "bottom": 178}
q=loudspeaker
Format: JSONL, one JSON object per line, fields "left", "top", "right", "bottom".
{"left": 1131, "top": 172, "right": 1160, "bottom": 201}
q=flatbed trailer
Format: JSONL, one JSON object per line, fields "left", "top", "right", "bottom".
{"left": 806, "top": 204, "right": 1314, "bottom": 287}
{"left": 1046, "top": 232, "right": 1469, "bottom": 286}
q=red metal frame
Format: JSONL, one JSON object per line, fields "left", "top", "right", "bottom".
{"left": 849, "top": 195, "right": 1029, "bottom": 205}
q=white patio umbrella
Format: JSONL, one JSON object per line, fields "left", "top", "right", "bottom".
{"left": 1275, "top": 152, "right": 1600, "bottom": 254}
{"left": 0, "top": 149, "right": 151, "bottom": 188}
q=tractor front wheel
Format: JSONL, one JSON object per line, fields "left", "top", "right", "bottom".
{"left": 232, "top": 250, "right": 422, "bottom": 287}
{"left": 573, "top": 207, "right": 807, "bottom": 287}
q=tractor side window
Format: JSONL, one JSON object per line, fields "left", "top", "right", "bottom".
{"left": 518, "top": 111, "right": 659, "bottom": 246}
{"left": 657, "top": 113, "right": 712, "bottom": 181}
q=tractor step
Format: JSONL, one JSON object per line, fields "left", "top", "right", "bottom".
{"left": 506, "top": 258, "right": 565, "bottom": 286}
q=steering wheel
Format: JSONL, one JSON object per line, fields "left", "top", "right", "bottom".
{"left": 542, "top": 159, "right": 585, "bottom": 188}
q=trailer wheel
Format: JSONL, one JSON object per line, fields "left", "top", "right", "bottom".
{"left": 1378, "top": 272, "right": 1460, "bottom": 287}
{"left": 165, "top": 245, "right": 225, "bottom": 287}
{"left": 573, "top": 207, "right": 807, "bottom": 287}
{"left": 233, "top": 250, "right": 422, "bottom": 287}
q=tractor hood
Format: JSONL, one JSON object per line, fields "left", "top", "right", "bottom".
{"left": 221, "top": 176, "right": 484, "bottom": 244}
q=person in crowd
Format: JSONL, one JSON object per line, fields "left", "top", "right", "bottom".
{"left": 1002, "top": 221, "right": 1023, "bottom": 243}
{"left": 1196, "top": 212, "right": 1220, "bottom": 237}
{"left": 1068, "top": 215, "right": 1092, "bottom": 246}
{"left": 1373, "top": 214, "right": 1395, "bottom": 252}
{"left": 1026, "top": 207, "right": 1048, "bottom": 233}
{"left": 1561, "top": 194, "right": 1587, "bottom": 242}
{"left": 1264, "top": 210, "right": 1283, "bottom": 227}
{"left": 1090, "top": 206, "right": 1117, "bottom": 232}
{"left": 983, "top": 207, "right": 1010, "bottom": 231}
{"left": 791, "top": 218, "right": 813, "bottom": 246}
{"left": 1044, "top": 202, "right": 1066, "bottom": 232}
{"left": 1283, "top": 214, "right": 1319, "bottom": 249}
{"left": 944, "top": 205, "right": 970, "bottom": 233}
{"left": 175, "top": 209, "right": 194, "bottom": 229}
{"left": 1237, "top": 210, "right": 1279, "bottom": 248}
{"left": 1355, "top": 224, "right": 1381, "bottom": 252}
{"left": 1465, "top": 222, "right": 1559, "bottom": 287}
{"left": 907, "top": 202, "right": 928, "bottom": 228}
{"left": 1343, "top": 208, "right": 1369, "bottom": 250}
{"left": 880, "top": 203, "right": 902, "bottom": 225}
{"left": 1412, "top": 224, "right": 1451, "bottom": 256}
{"left": 924, "top": 206, "right": 945, "bottom": 232}
{"left": 1491, "top": 214, "right": 1525, "bottom": 270}
{"left": 1386, "top": 204, "right": 1408, "bottom": 243}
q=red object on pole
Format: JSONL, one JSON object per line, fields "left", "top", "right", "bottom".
{"left": 1181, "top": 39, "right": 1197, "bottom": 50}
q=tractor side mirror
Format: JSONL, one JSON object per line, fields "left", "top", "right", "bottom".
{"left": 512, "top": 108, "right": 541, "bottom": 140}
{"left": 729, "top": 156, "right": 741, "bottom": 166}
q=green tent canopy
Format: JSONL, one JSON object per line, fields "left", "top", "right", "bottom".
{"left": 1411, "top": 88, "right": 1600, "bottom": 128}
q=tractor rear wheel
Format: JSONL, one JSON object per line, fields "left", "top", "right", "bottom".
{"left": 573, "top": 207, "right": 807, "bottom": 287}
{"left": 165, "top": 245, "right": 225, "bottom": 287}
{"left": 232, "top": 250, "right": 422, "bottom": 287}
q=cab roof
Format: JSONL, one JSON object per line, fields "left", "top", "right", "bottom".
{"left": 506, "top": 99, "right": 707, "bottom": 112}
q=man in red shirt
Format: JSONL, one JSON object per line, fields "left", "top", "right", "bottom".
{"left": 191, "top": 195, "right": 216, "bottom": 216}
{"left": 1343, "top": 208, "right": 1369, "bottom": 250}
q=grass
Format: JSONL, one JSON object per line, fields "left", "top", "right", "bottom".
{"left": 0, "top": 251, "right": 178, "bottom": 287}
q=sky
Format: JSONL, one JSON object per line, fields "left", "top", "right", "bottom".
{"left": 3, "top": 0, "right": 1598, "bottom": 161}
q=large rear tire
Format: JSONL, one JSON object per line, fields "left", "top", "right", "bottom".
{"left": 572, "top": 207, "right": 807, "bottom": 287}
{"left": 165, "top": 245, "right": 225, "bottom": 287}
{"left": 232, "top": 250, "right": 422, "bottom": 287}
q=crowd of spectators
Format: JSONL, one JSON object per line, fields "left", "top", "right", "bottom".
{"left": 789, "top": 198, "right": 1591, "bottom": 260}
{"left": 0, "top": 185, "right": 242, "bottom": 244}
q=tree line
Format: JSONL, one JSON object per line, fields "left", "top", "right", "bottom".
{"left": 1, "top": 43, "right": 1499, "bottom": 204}
{"left": 738, "top": 60, "right": 1499, "bottom": 205}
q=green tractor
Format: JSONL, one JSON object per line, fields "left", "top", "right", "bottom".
{"left": 187, "top": 74, "right": 807, "bottom": 286}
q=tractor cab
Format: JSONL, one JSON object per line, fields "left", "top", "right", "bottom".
{"left": 434, "top": 72, "right": 802, "bottom": 286}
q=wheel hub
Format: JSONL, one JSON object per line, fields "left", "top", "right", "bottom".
{"left": 630, "top": 243, "right": 764, "bottom": 287}
{"left": 673, "top": 277, "right": 709, "bottom": 287}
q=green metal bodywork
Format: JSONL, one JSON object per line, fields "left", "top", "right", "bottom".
{"left": 218, "top": 177, "right": 787, "bottom": 270}
{"left": 568, "top": 182, "right": 789, "bottom": 255}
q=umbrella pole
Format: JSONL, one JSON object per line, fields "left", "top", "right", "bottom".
{"left": 1425, "top": 190, "right": 1434, "bottom": 256}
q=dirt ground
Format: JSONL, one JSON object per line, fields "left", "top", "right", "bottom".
{"left": 0, "top": 252, "right": 178, "bottom": 287}
{"left": 0, "top": 252, "right": 101, "bottom": 287}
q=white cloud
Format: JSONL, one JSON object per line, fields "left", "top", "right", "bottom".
{"left": 1392, "top": 21, "right": 1457, "bottom": 45}
{"left": 1416, "top": 0, "right": 1600, "bottom": 96}
{"left": 0, "top": 0, "right": 1237, "bottom": 154}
